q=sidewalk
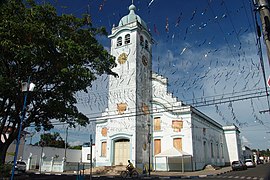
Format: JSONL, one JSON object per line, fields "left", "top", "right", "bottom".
{"left": 27, "top": 166, "right": 232, "bottom": 179}
{"left": 150, "top": 166, "right": 232, "bottom": 178}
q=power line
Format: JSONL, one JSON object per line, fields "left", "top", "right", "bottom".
{"left": 26, "top": 90, "right": 268, "bottom": 129}
{"left": 190, "top": 91, "right": 267, "bottom": 107}
{"left": 77, "top": 87, "right": 267, "bottom": 115}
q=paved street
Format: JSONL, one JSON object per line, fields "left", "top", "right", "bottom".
{"left": 202, "top": 163, "right": 270, "bottom": 180}
{"left": 12, "top": 163, "right": 270, "bottom": 180}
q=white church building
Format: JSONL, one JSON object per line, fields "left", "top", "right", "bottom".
{"left": 84, "top": 3, "right": 243, "bottom": 172}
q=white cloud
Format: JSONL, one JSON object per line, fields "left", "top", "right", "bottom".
{"left": 241, "top": 135, "right": 251, "bottom": 147}
{"left": 69, "top": 140, "right": 83, "bottom": 147}
{"left": 151, "top": 32, "right": 270, "bottom": 150}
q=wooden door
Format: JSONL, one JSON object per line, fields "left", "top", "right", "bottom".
{"left": 114, "top": 139, "right": 130, "bottom": 165}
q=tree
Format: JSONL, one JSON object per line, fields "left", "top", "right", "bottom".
{"left": 36, "top": 132, "right": 66, "bottom": 148}
{"left": 69, "top": 145, "right": 82, "bottom": 150}
{"left": 0, "top": 0, "right": 117, "bottom": 165}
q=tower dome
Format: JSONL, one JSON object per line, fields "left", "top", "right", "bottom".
{"left": 118, "top": 4, "right": 148, "bottom": 29}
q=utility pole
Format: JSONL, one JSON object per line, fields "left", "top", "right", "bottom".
{"left": 90, "top": 134, "right": 93, "bottom": 180}
{"left": 255, "top": 0, "right": 270, "bottom": 114}
{"left": 256, "top": 0, "right": 270, "bottom": 66}
{"left": 147, "top": 122, "right": 151, "bottom": 177}
{"left": 64, "top": 127, "right": 68, "bottom": 161}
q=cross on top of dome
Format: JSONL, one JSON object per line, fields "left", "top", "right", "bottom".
{"left": 118, "top": 0, "right": 148, "bottom": 30}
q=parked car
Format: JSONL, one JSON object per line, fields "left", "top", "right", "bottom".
{"left": 231, "top": 160, "right": 247, "bottom": 171}
{"left": 245, "top": 159, "right": 256, "bottom": 168}
{"left": 8, "top": 161, "right": 26, "bottom": 172}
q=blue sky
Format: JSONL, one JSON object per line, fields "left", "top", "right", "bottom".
{"left": 27, "top": 0, "right": 270, "bottom": 150}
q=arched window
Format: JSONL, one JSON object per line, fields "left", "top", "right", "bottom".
{"left": 221, "top": 143, "right": 224, "bottom": 158}
{"left": 117, "top": 37, "right": 122, "bottom": 46}
{"left": 216, "top": 143, "right": 219, "bottom": 158}
{"left": 154, "top": 117, "right": 161, "bottom": 131}
{"left": 154, "top": 139, "right": 161, "bottom": 155}
{"left": 173, "top": 138, "right": 182, "bottom": 151}
{"left": 211, "top": 142, "right": 214, "bottom": 158}
{"left": 101, "top": 141, "right": 107, "bottom": 157}
{"left": 140, "top": 35, "right": 144, "bottom": 46}
{"left": 203, "top": 128, "right": 206, "bottom": 135}
{"left": 101, "top": 127, "right": 107, "bottom": 137}
{"left": 125, "top": 34, "right": 130, "bottom": 44}
{"left": 145, "top": 40, "right": 149, "bottom": 50}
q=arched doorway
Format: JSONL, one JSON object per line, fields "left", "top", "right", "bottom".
{"left": 114, "top": 139, "right": 130, "bottom": 165}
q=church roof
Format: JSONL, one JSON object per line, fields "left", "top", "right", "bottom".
{"left": 118, "top": 4, "right": 148, "bottom": 29}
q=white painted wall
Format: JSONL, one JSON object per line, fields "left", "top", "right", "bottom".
{"left": 223, "top": 125, "right": 242, "bottom": 163}
{"left": 191, "top": 112, "right": 226, "bottom": 169}
{"left": 152, "top": 105, "right": 192, "bottom": 154}
{"left": 95, "top": 5, "right": 152, "bottom": 168}
{"left": 151, "top": 73, "right": 234, "bottom": 170}
{"left": 2, "top": 133, "right": 26, "bottom": 163}
{"left": 5, "top": 140, "right": 25, "bottom": 163}
{"left": 23, "top": 145, "right": 81, "bottom": 166}
{"left": 81, "top": 145, "right": 96, "bottom": 163}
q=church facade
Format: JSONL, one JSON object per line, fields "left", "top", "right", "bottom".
{"left": 93, "top": 3, "right": 242, "bottom": 171}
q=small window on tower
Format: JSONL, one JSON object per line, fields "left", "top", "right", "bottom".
{"left": 117, "top": 37, "right": 122, "bottom": 46}
{"left": 145, "top": 40, "right": 149, "bottom": 50}
{"left": 125, "top": 34, "right": 130, "bottom": 44}
{"left": 140, "top": 35, "right": 144, "bottom": 46}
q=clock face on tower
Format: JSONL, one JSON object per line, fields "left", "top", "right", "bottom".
{"left": 118, "top": 53, "right": 128, "bottom": 64}
{"left": 142, "top": 55, "right": 148, "bottom": 66}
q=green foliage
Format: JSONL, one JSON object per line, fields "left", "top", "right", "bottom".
{"left": 0, "top": 0, "right": 117, "bottom": 165}
{"left": 37, "top": 132, "right": 66, "bottom": 148}
{"left": 252, "top": 149, "right": 270, "bottom": 157}
{"left": 69, "top": 145, "right": 82, "bottom": 150}
{"left": 259, "top": 149, "right": 270, "bottom": 157}
{"left": 0, "top": 163, "right": 12, "bottom": 177}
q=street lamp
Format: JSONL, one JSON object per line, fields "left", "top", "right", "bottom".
{"left": 11, "top": 77, "right": 35, "bottom": 180}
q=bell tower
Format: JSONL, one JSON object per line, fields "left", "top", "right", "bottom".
{"left": 95, "top": 3, "right": 153, "bottom": 170}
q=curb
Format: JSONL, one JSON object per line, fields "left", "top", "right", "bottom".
{"left": 183, "top": 170, "right": 233, "bottom": 179}
{"left": 27, "top": 168, "right": 233, "bottom": 179}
